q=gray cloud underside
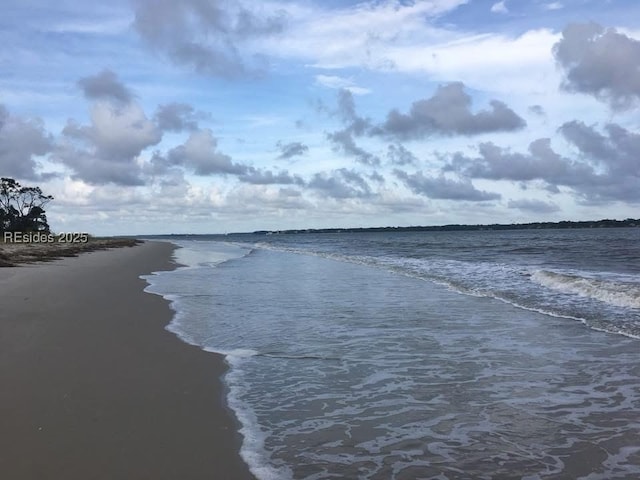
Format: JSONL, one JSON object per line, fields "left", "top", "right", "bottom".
{"left": 149, "top": 130, "right": 303, "bottom": 185}
{"left": 54, "top": 101, "right": 162, "bottom": 185}
{"left": 77, "top": 69, "right": 134, "bottom": 104}
{"left": 326, "top": 89, "right": 380, "bottom": 166}
{"left": 368, "top": 171, "right": 385, "bottom": 184}
{"left": 508, "top": 198, "right": 559, "bottom": 213}
{"left": 309, "top": 168, "right": 372, "bottom": 198}
{"left": 374, "top": 82, "right": 526, "bottom": 140}
{"left": 553, "top": 22, "right": 640, "bottom": 110}
{"left": 154, "top": 103, "right": 204, "bottom": 132}
{"left": 327, "top": 84, "right": 525, "bottom": 160}
{"left": 239, "top": 168, "right": 304, "bottom": 185}
{"left": 0, "top": 105, "right": 54, "bottom": 181}
{"left": 559, "top": 121, "right": 640, "bottom": 178}
{"left": 326, "top": 128, "right": 380, "bottom": 166}
{"left": 528, "top": 105, "right": 545, "bottom": 116}
{"left": 132, "top": 0, "right": 286, "bottom": 77}
{"left": 446, "top": 138, "right": 588, "bottom": 184}
{"left": 386, "top": 144, "right": 417, "bottom": 166}
{"left": 165, "top": 129, "right": 247, "bottom": 175}
{"left": 394, "top": 170, "right": 501, "bottom": 201}
{"left": 446, "top": 120, "right": 640, "bottom": 202}
{"left": 276, "top": 141, "right": 309, "bottom": 159}
{"left": 56, "top": 142, "right": 146, "bottom": 186}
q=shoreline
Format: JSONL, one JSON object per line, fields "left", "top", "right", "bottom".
{"left": 0, "top": 241, "right": 256, "bottom": 479}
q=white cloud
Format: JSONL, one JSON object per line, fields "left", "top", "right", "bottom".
{"left": 253, "top": 3, "right": 562, "bottom": 101}
{"left": 490, "top": 1, "right": 508, "bottom": 14}
{"left": 543, "top": 2, "right": 563, "bottom": 11}
{"left": 385, "top": 29, "right": 561, "bottom": 95}
{"left": 55, "top": 178, "right": 95, "bottom": 206}
{"left": 314, "top": 75, "right": 371, "bottom": 95}
{"left": 252, "top": 0, "right": 466, "bottom": 70}
{"left": 87, "top": 102, "right": 160, "bottom": 159}
{"left": 45, "top": 18, "right": 131, "bottom": 35}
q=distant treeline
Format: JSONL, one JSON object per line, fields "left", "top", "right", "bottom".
{"left": 252, "top": 218, "right": 640, "bottom": 235}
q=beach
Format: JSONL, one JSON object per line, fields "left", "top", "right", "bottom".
{"left": 0, "top": 241, "right": 255, "bottom": 480}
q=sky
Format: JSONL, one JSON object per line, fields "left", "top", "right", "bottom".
{"left": 1, "top": 0, "right": 640, "bottom": 235}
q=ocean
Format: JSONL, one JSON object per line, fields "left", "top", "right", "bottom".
{"left": 142, "top": 228, "right": 640, "bottom": 479}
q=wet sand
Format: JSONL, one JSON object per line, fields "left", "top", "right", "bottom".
{"left": 0, "top": 241, "right": 255, "bottom": 479}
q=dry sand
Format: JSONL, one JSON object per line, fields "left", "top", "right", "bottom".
{"left": 0, "top": 241, "right": 256, "bottom": 480}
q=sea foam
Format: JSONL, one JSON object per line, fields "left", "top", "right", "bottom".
{"left": 532, "top": 270, "right": 640, "bottom": 309}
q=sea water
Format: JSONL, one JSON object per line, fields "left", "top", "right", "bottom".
{"left": 142, "top": 229, "right": 640, "bottom": 479}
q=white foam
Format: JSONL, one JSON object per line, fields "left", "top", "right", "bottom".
{"left": 203, "top": 347, "right": 259, "bottom": 359}
{"left": 171, "top": 239, "right": 252, "bottom": 268}
{"left": 532, "top": 270, "right": 640, "bottom": 309}
{"left": 223, "top": 353, "right": 293, "bottom": 480}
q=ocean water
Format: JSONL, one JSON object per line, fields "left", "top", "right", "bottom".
{"left": 142, "top": 229, "right": 640, "bottom": 479}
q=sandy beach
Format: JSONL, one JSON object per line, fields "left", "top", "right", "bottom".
{"left": 0, "top": 241, "right": 255, "bottom": 480}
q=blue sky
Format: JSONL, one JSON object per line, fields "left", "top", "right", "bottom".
{"left": 1, "top": 0, "right": 639, "bottom": 235}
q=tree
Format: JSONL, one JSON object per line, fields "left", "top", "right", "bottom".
{"left": 0, "top": 177, "right": 54, "bottom": 233}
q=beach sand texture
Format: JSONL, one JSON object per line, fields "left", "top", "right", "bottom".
{"left": 0, "top": 241, "right": 255, "bottom": 480}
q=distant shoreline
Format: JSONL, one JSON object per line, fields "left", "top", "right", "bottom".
{"left": 140, "top": 218, "right": 640, "bottom": 238}
{"left": 249, "top": 218, "right": 640, "bottom": 235}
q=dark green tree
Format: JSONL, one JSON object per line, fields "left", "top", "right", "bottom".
{"left": 0, "top": 177, "right": 54, "bottom": 233}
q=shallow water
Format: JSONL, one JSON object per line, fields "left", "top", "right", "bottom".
{"left": 143, "top": 229, "right": 640, "bottom": 479}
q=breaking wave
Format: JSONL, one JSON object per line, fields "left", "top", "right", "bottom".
{"left": 532, "top": 270, "right": 640, "bottom": 309}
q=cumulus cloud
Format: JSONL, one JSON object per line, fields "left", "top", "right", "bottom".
{"left": 239, "top": 168, "right": 304, "bottom": 185}
{"left": 327, "top": 128, "right": 380, "bottom": 166}
{"left": 559, "top": 120, "right": 640, "bottom": 201}
{"left": 326, "top": 89, "right": 379, "bottom": 166}
{"left": 386, "top": 144, "right": 417, "bottom": 166}
{"left": 56, "top": 102, "right": 161, "bottom": 185}
{"left": 335, "top": 89, "right": 371, "bottom": 132}
{"left": 559, "top": 120, "right": 640, "bottom": 177}
{"left": 55, "top": 70, "right": 164, "bottom": 186}
{"left": 166, "top": 129, "right": 248, "bottom": 176}
{"left": 508, "top": 198, "right": 559, "bottom": 213}
{"left": 395, "top": 170, "right": 501, "bottom": 201}
{"left": 132, "top": 0, "right": 286, "bottom": 77}
{"left": 374, "top": 82, "right": 525, "bottom": 140}
{"left": 276, "top": 141, "right": 308, "bottom": 160}
{"left": 447, "top": 138, "right": 591, "bottom": 185}
{"left": 56, "top": 145, "right": 146, "bottom": 186}
{"left": 553, "top": 22, "right": 640, "bottom": 110}
{"left": 77, "top": 69, "right": 134, "bottom": 104}
{"left": 154, "top": 103, "right": 204, "bottom": 132}
{"left": 309, "top": 168, "right": 372, "bottom": 198}
{"left": 446, "top": 121, "right": 640, "bottom": 203}
{"left": 0, "top": 105, "right": 54, "bottom": 180}
{"left": 223, "top": 184, "right": 311, "bottom": 214}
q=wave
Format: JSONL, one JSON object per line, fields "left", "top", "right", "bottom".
{"left": 531, "top": 270, "right": 640, "bottom": 309}
{"left": 242, "top": 240, "right": 640, "bottom": 339}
